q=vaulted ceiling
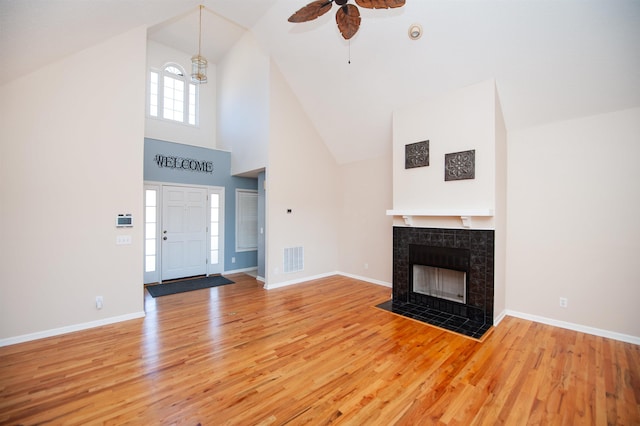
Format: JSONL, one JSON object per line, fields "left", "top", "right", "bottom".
{"left": 2, "top": 0, "right": 639, "bottom": 165}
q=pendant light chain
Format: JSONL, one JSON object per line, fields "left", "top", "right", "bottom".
{"left": 198, "top": 5, "right": 203, "bottom": 58}
{"left": 191, "top": 4, "right": 208, "bottom": 84}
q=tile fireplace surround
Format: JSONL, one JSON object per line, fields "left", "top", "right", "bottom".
{"left": 377, "top": 226, "right": 494, "bottom": 339}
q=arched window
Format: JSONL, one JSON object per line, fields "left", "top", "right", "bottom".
{"left": 148, "top": 63, "right": 198, "bottom": 126}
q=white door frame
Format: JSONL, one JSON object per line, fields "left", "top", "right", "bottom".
{"left": 143, "top": 181, "right": 225, "bottom": 284}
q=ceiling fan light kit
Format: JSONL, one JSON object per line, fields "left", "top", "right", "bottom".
{"left": 288, "top": 0, "right": 406, "bottom": 40}
{"left": 191, "top": 5, "right": 208, "bottom": 84}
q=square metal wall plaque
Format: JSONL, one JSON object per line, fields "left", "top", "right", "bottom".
{"left": 405, "top": 140, "right": 429, "bottom": 169}
{"left": 445, "top": 149, "right": 475, "bottom": 181}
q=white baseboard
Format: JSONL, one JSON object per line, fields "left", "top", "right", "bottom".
{"left": 505, "top": 309, "right": 640, "bottom": 345}
{"left": 0, "top": 311, "right": 146, "bottom": 347}
{"left": 223, "top": 266, "right": 258, "bottom": 275}
{"left": 493, "top": 309, "right": 508, "bottom": 326}
{"left": 262, "top": 271, "right": 392, "bottom": 290}
{"left": 256, "top": 275, "right": 265, "bottom": 283}
{"left": 337, "top": 272, "right": 392, "bottom": 288}
{"left": 263, "top": 272, "right": 337, "bottom": 290}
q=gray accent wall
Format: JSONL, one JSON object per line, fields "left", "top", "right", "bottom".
{"left": 144, "top": 138, "right": 258, "bottom": 272}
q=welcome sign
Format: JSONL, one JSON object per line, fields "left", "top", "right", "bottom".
{"left": 154, "top": 154, "right": 213, "bottom": 174}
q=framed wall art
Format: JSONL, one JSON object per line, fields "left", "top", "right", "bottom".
{"left": 405, "top": 140, "right": 429, "bottom": 169}
{"left": 445, "top": 149, "right": 475, "bottom": 181}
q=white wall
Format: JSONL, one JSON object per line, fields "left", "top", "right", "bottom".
{"left": 145, "top": 40, "right": 217, "bottom": 149}
{"left": 506, "top": 107, "right": 640, "bottom": 338}
{"left": 338, "top": 155, "right": 394, "bottom": 285}
{"left": 266, "top": 61, "right": 340, "bottom": 287}
{"left": 494, "top": 87, "right": 508, "bottom": 320}
{"left": 392, "top": 80, "right": 498, "bottom": 229}
{"left": 0, "top": 28, "right": 147, "bottom": 343}
{"left": 217, "top": 33, "right": 269, "bottom": 176}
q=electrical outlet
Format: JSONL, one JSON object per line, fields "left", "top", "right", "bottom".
{"left": 559, "top": 297, "right": 568, "bottom": 308}
{"left": 96, "top": 296, "right": 104, "bottom": 310}
{"left": 232, "top": 257, "right": 236, "bottom": 263}
{"left": 364, "top": 263, "right": 369, "bottom": 270}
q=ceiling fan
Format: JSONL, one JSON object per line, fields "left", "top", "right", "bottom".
{"left": 288, "top": 0, "right": 406, "bottom": 40}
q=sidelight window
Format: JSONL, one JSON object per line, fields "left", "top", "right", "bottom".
{"left": 144, "top": 186, "right": 160, "bottom": 284}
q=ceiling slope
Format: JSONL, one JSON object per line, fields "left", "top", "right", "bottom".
{"left": 0, "top": 0, "right": 276, "bottom": 86}
{"left": 254, "top": 0, "right": 640, "bottom": 164}
{"left": 2, "top": 0, "right": 639, "bottom": 165}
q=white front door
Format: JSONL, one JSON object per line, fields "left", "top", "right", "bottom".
{"left": 161, "top": 185, "right": 208, "bottom": 280}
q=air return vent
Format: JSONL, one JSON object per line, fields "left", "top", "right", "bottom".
{"left": 283, "top": 246, "right": 304, "bottom": 273}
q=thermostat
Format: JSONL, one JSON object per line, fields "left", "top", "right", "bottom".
{"left": 116, "top": 214, "right": 133, "bottom": 228}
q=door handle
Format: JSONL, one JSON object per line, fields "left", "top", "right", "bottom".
{"left": 163, "top": 230, "right": 167, "bottom": 234}
{"left": 163, "top": 236, "right": 167, "bottom": 240}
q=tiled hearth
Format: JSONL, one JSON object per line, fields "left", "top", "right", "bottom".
{"left": 377, "top": 226, "right": 494, "bottom": 339}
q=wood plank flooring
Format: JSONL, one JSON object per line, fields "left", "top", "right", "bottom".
{"left": 1, "top": 274, "right": 638, "bottom": 425}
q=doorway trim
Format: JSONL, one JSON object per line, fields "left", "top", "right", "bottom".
{"left": 144, "top": 181, "right": 225, "bottom": 284}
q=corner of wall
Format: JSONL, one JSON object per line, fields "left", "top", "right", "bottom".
{"left": 265, "top": 60, "right": 340, "bottom": 287}
{"left": 217, "top": 32, "right": 270, "bottom": 176}
{"left": 493, "top": 83, "right": 508, "bottom": 321}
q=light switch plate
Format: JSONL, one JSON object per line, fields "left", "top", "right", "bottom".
{"left": 116, "top": 235, "right": 132, "bottom": 245}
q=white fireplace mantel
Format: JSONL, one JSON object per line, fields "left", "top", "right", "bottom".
{"left": 386, "top": 209, "right": 494, "bottom": 228}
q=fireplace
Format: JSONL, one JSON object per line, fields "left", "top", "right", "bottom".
{"left": 378, "top": 226, "right": 494, "bottom": 339}
{"left": 410, "top": 245, "right": 468, "bottom": 304}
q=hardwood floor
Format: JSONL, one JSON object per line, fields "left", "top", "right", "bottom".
{"left": 1, "top": 274, "right": 638, "bottom": 425}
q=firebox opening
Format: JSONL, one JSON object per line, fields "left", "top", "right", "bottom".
{"left": 412, "top": 265, "right": 466, "bottom": 304}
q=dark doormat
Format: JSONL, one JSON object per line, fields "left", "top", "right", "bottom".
{"left": 146, "top": 275, "right": 234, "bottom": 297}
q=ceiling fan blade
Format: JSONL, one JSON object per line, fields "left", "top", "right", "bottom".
{"left": 336, "top": 4, "right": 361, "bottom": 39}
{"left": 288, "top": 0, "right": 333, "bottom": 23}
{"left": 354, "top": 0, "right": 406, "bottom": 9}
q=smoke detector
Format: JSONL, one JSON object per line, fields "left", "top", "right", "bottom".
{"left": 408, "top": 24, "right": 423, "bottom": 40}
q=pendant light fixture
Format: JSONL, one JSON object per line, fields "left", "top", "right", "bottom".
{"left": 191, "top": 5, "right": 207, "bottom": 84}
